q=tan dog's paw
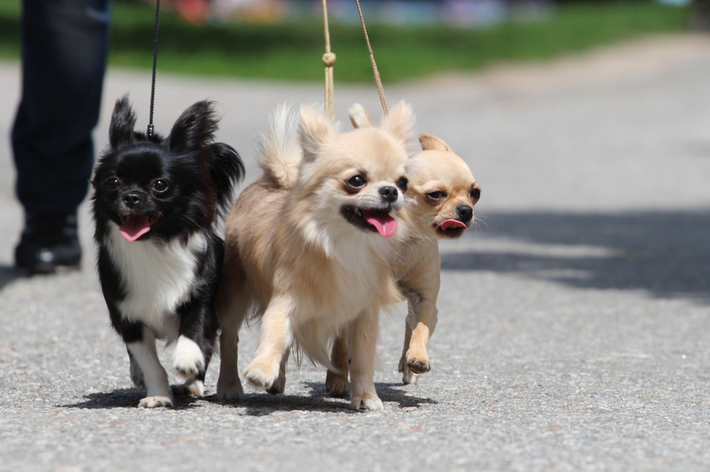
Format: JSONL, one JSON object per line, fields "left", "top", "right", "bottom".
{"left": 325, "top": 370, "right": 348, "bottom": 397}
{"left": 138, "top": 395, "right": 173, "bottom": 408}
{"left": 407, "top": 355, "right": 431, "bottom": 374}
{"left": 400, "top": 363, "right": 418, "bottom": 385}
{"left": 172, "top": 379, "right": 204, "bottom": 397}
{"left": 244, "top": 361, "right": 278, "bottom": 390}
{"left": 216, "top": 379, "right": 244, "bottom": 402}
{"left": 350, "top": 393, "right": 384, "bottom": 411}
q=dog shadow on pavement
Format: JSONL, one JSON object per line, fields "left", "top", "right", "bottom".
{"left": 63, "top": 387, "right": 203, "bottom": 410}
{"left": 0, "top": 265, "right": 22, "bottom": 292}
{"left": 442, "top": 210, "right": 710, "bottom": 303}
{"left": 204, "top": 381, "right": 436, "bottom": 416}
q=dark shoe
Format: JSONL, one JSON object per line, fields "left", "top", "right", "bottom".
{"left": 15, "top": 212, "right": 82, "bottom": 275}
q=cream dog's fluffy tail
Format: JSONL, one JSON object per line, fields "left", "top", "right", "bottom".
{"left": 257, "top": 105, "right": 302, "bottom": 190}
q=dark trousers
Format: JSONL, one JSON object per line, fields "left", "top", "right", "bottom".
{"left": 12, "top": 0, "right": 110, "bottom": 214}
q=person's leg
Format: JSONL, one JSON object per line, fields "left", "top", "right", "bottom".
{"left": 12, "top": 0, "right": 110, "bottom": 273}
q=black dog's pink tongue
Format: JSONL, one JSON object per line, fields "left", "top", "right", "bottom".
{"left": 119, "top": 214, "right": 152, "bottom": 242}
{"left": 441, "top": 219, "right": 467, "bottom": 231}
{"left": 362, "top": 210, "right": 397, "bottom": 238}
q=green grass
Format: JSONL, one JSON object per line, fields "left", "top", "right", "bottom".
{"left": 0, "top": 1, "right": 689, "bottom": 82}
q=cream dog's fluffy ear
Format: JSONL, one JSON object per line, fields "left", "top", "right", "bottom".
{"left": 300, "top": 105, "right": 337, "bottom": 163}
{"left": 419, "top": 133, "right": 453, "bottom": 152}
{"left": 348, "top": 103, "right": 372, "bottom": 129}
{"left": 379, "top": 101, "right": 415, "bottom": 144}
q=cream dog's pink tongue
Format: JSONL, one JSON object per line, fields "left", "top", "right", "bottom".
{"left": 362, "top": 210, "right": 397, "bottom": 238}
{"left": 120, "top": 214, "right": 152, "bottom": 242}
{"left": 441, "top": 219, "right": 467, "bottom": 231}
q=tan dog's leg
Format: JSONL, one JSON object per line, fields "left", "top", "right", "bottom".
{"left": 399, "top": 252, "right": 440, "bottom": 384}
{"left": 348, "top": 307, "right": 383, "bottom": 411}
{"left": 325, "top": 334, "right": 349, "bottom": 397}
{"left": 244, "top": 294, "right": 293, "bottom": 390}
{"left": 400, "top": 297, "right": 438, "bottom": 384}
{"left": 216, "top": 261, "right": 249, "bottom": 401}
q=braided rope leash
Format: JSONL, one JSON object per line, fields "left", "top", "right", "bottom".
{"left": 354, "top": 0, "right": 388, "bottom": 115}
{"left": 322, "top": 0, "right": 336, "bottom": 120}
{"left": 147, "top": 0, "right": 161, "bottom": 137}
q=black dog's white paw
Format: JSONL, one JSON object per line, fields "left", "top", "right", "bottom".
{"left": 139, "top": 395, "right": 173, "bottom": 408}
{"left": 172, "top": 336, "right": 205, "bottom": 379}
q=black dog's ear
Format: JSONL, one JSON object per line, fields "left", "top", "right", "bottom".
{"left": 109, "top": 95, "right": 137, "bottom": 149}
{"left": 205, "top": 142, "right": 244, "bottom": 218}
{"left": 167, "top": 100, "right": 218, "bottom": 153}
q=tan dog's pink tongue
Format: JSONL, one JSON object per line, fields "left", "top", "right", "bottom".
{"left": 441, "top": 219, "right": 467, "bottom": 231}
{"left": 362, "top": 210, "right": 397, "bottom": 238}
{"left": 120, "top": 214, "right": 152, "bottom": 242}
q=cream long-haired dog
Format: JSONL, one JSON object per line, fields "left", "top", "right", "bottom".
{"left": 216, "top": 103, "right": 415, "bottom": 410}
{"left": 325, "top": 104, "right": 481, "bottom": 396}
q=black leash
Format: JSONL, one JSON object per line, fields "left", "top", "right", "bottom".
{"left": 147, "top": 0, "right": 161, "bottom": 137}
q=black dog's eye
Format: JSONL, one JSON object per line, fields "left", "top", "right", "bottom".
{"left": 397, "top": 177, "right": 408, "bottom": 192}
{"left": 470, "top": 187, "right": 481, "bottom": 200}
{"left": 346, "top": 175, "right": 366, "bottom": 189}
{"left": 426, "top": 191, "right": 446, "bottom": 201}
{"left": 152, "top": 179, "right": 169, "bottom": 193}
{"left": 105, "top": 177, "right": 121, "bottom": 191}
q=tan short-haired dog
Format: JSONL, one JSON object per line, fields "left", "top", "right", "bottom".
{"left": 216, "top": 103, "right": 415, "bottom": 410}
{"left": 325, "top": 105, "right": 481, "bottom": 395}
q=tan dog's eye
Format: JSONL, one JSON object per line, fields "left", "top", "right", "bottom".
{"left": 425, "top": 191, "right": 446, "bottom": 201}
{"left": 346, "top": 175, "right": 366, "bottom": 189}
{"left": 470, "top": 187, "right": 481, "bottom": 200}
{"left": 397, "top": 177, "right": 408, "bottom": 192}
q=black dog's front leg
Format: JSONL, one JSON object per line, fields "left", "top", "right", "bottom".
{"left": 171, "top": 290, "right": 219, "bottom": 397}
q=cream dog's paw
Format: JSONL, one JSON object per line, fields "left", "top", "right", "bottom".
{"left": 244, "top": 361, "right": 278, "bottom": 390}
{"left": 350, "top": 393, "right": 384, "bottom": 411}
{"left": 138, "top": 395, "right": 173, "bottom": 408}
{"left": 172, "top": 336, "right": 205, "bottom": 379}
{"left": 325, "top": 370, "right": 348, "bottom": 397}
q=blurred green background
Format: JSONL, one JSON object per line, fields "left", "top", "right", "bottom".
{"left": 0, "top": 1, "right": 692, "bottom": 82}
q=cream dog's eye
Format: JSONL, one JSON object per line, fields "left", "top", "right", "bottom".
{"left": 470, "top": 188, "right": 481, "bottom": 200}
{"left": 346, "top": 175, "right": 366, "bottom": 189}
{"left": 426, "top": 191, "right": 446, "bottom": 201}
{"left": 397, "top": 177, "right": 408, "bottom": 192}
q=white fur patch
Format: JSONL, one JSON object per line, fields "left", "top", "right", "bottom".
{"left": 173, "top": 335, "right": 205, "bottom": 379}
{"left": 105, "top": 225, "right": 207, "bottom": 337}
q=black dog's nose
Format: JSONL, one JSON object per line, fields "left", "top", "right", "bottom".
{"left": 379, "top": 186, "right": 398, "bottom": 202}
{"left": 456, "top": 205, "right": 473, "bottom": 223}
{"left": 123, "top": 193, "right": 141, "bottom": 208}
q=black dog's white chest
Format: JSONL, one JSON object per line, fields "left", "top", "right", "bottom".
{"left": 106, "top": 225, "right": 205, "bottom": 332}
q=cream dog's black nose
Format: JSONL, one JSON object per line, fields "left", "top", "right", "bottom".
{"left": 379, "top": 186, "right": 398, "bottom": 202}
{"left": 456, "top": 205, "right": 473, "bottom": 223}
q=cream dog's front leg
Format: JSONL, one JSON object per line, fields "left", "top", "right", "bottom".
{"left": 244, "top": 294, "right": 294, "bottom": 391}
{"left": 348, "top": 306, "right": 383, "bottom": 411}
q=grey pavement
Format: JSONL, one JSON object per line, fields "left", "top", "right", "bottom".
{"left": 2, "top": 34, "right": 710, "bottom": 471}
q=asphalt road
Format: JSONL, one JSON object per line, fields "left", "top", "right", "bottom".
{"left": 1, "top": 34, "right": 710, "bottom": 471}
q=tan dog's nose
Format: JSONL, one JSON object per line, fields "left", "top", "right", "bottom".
{"left": 456, "top": 205, "right": 473, "bottom": 223}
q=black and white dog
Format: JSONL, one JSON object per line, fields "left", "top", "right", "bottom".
{"left": 92, "top": 96, "right": 243, "bottom": 407}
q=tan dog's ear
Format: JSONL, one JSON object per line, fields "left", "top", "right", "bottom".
{"left": 348, "top": 103, "right": 372, "bottom": 129}
{"left": 419, "top": 133, "right": 452, "bottom": 152}
{"left": 300, "top": 105, "right": 336, "bottom": 162}
{"left": 380, "top": 101, "right": 415, "bottom": 144}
